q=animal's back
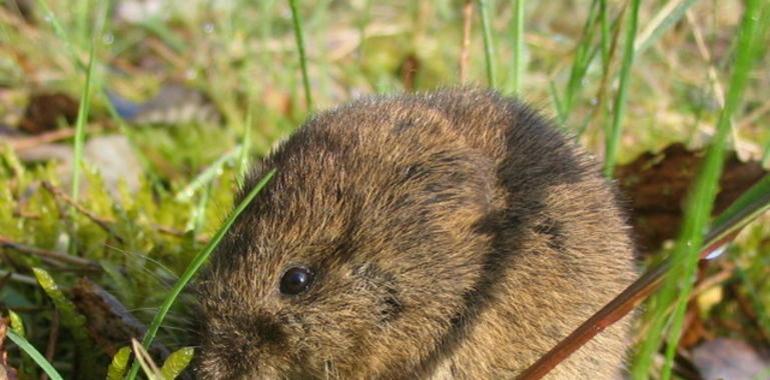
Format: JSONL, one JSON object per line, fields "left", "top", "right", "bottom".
{"left": 303, "top": 89, "right": 635, "bottom": 378}
{"left": 328, "top": 89, "right": 636, "bottom": 379}
{"left": 414, "top": 89, "right": 636, "bottom": 378}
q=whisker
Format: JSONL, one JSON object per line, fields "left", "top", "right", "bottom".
{"left": 103, "top": 243, "right": 179, "bottom": 282}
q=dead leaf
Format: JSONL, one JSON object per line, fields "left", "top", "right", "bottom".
{"left": 616, "top": 143, "right": 767, "bottom": 253}
{"left": 18, "top": 92, "right": 79, "bottom": 134}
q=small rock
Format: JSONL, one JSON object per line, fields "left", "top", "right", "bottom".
{"left": 16, "top": 135, "right": 142, "bottom": 197}
{"left": 692, "top": 338, "right": 770, "bottom": 380}
{"left": 83, "top": 135, "right": 142, "bottom": 195}
{"left": 114, "top": 0, "right": 164, "bottom": 23}
{"left": 107, "top": 84, "right": 221, "bottom": 126}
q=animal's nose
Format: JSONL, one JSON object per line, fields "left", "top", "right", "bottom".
{"left": 197, "top": 313, "right": 286, "bottom": 376}
{"left": 242, "top": 314, "right": 286, "bottom": 345}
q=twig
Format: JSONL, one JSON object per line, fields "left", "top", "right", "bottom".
{"left": 6, "top": 128, "right": 77, "bottom": 151}
{"left": 13, "top": 210, "right": 41, "bottom": 219}
{"left": 40, "top": 181, "right": 207, "bottom": 243}
{"left": 459, "top": 0, "right": 473, "bottom": 83}
{"left": 153, "top": 225, "right": 209, "bottom": 243}
{"left": 41, "top": 181, "right": 125, "bottom": 244}
{"left": 0, "top": 235, "right": 99, "bottom": 269}
{"left": 0, "top": 272, "right": 11, "bottom": 292}
{"left": 41, "top": 311, "right": 60, "bottom": 380}
{"left": 0, "top": 269, "right": 42, "bottom": 286}
{"left": 691, "top": 262, "right": 733, "bottom": 297}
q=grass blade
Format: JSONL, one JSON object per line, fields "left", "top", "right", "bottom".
{"left": 634, "top": 0, "right": 700, "bottom": 56}
{"left": 66, "top": 2, "right": 106, "bottom": 260}
{"left": 8, "top": 309, "right": 37, "bottom": 378}
{"left": 602, "top": 0, "right": 640, "bottom": 178}
{"left": 632, "top": 1, "right": 766, "bottom": 378}
{"left": 175, "top": 147, "right": 242, "bottom": 202}
{"left": 658, "top": 2, "right": 766, "bottom": 376}
{"left": 126, "top": 169, "right": 277, "bottom": 380}
{"left": 510, "top": 0, "right": 525, "bottom": 94}
{"left": 188, "top": 183, "right": 212, "bottom": 235}
{"left": 138, "top": 18, "right": 187, "bottom": 54}
{"left": 477, "top": 0, "right": 497, "bottom": 88}
{"left": 238, "top": 109, "right": 253, "bottom": 187}
{"left": 288, "top": 0, "right": 314, "bottom": 111}
{"left": 599, "top": 0, "right": 611, "bottom": 66}
{"left": 70, "top": 0, "right": 109, "bottom": 201}
{"left": 548, "top": 80, "right": 565, "bottom": 122}
{"left": 70, "top": 39, "right": 97, "bottom": 201}
{"left": 75, "top": 0, "right": 89, "bottom": 46}
{"left": 709, "top": 174, "right": 770, "bottom": 245}
{"left": 32, "top": 0, "right": 83, "bottom": 70}
{"left": 460, "top": 0, "right": 474, "bottom": 83}
{"left": 7, "top": 330, "right": 63, "bottom": 380}
{"left": 561, "top": 0, "right": 600, "bottom": 122}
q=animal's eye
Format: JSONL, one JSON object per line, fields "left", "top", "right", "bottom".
{"left": 279, "top": 267, "right": 314, "bottom": 295}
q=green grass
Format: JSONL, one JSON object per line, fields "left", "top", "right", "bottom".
{"left": 32, "top": 0, "right": 82, "bottom": 69}
{"left": 7, "top": 330, "right": 63, "bottom": 380}
{"left": 289, "top": 0, "right": 314, "bottom": 111}
{"left": 634, "top": 0, "right": 700, "bottom": 56}
{"left": 710, "top": 174, "right": 770, "bottom": 242}
{"left": 70, "top": 37, "right": 97, "bottom": 201}
{"left": 631, "top": 1, "right": 767, "bottom": 378}
{"left": 237, "top": 109, "right": 253, "bottom": 186}
{"left": 1, "top": 1, "right": 770, "bottom": 379}
{"left": 477, "top": 0, "right": 497, "bottom": 89}
{"left": 509, "top": 0, "right": 525, "bottom": 94}
{"left": 602, "top": 0, "right": 640, "bottom": 178}
{"left": 552, "top": 0, "right": 615, "bottom": 125}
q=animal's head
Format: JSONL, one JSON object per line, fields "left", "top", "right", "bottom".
{"left": 194, "top": 98, "right": 499, "bottom": 379}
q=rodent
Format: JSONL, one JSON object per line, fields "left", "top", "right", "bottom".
{"left": 193, "top": 88, "right": 637, "bottom": 379}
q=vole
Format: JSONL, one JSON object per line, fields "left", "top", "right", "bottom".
{"left": 194, "top": 88, "right": 636, "bottom": 379}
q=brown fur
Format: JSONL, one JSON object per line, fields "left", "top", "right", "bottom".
{"left": 194, "top": 88, "right": 637, "bottom": 379}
